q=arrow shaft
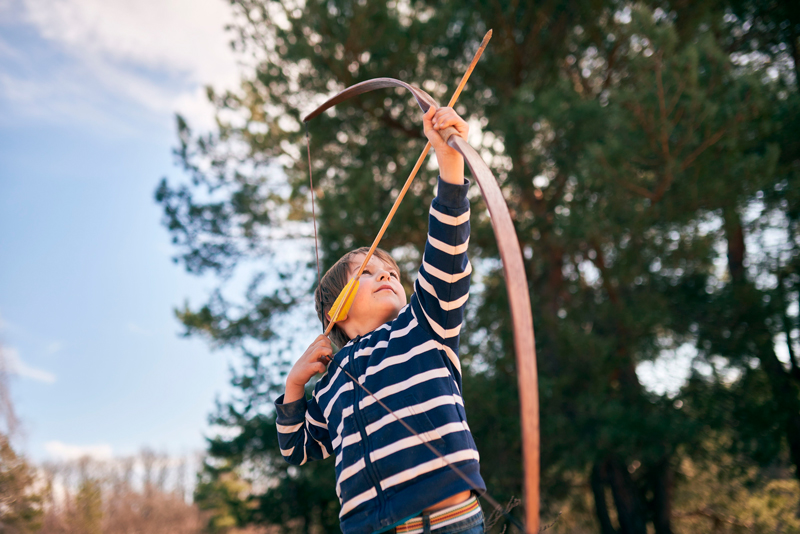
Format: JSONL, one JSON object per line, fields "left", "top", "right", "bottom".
{"left": 344, "top": 30, "right": 493, "bottom": 312}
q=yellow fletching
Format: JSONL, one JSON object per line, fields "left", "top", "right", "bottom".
{"left": 327, "top": 279, "right": 359, "bottom": 324}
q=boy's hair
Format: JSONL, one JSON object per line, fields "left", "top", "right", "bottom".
{"left": 314, "top": 247, "right": 400, "bottom": 349}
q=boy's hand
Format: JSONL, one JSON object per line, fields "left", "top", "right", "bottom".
{"left": 284, "top": 335, "right": 332, "bottom": 403}
{"left": 423, "top": 106, "right": 468, "bottom": 185}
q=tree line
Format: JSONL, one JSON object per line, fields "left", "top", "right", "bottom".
{"left": 0, "top": 438, "right": 208, "bottom": 533}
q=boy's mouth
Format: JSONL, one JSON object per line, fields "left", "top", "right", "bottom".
{"left": 375, "top": 284, "right": 395, "bottom": 294}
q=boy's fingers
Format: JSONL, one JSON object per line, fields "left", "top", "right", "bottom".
{"left": 432, "top": 109, "right": 468, "bottom": 138}
{"left": 312, "top": 336, "right": 330, "bottom": 350}
{"left": 433, "top": 107, "right": 455, "bottom": 122}
{"left": 423, "top": 106, "right": 436, "bottom": 121}
{"left": 423, "top": 106, "right": 436, "bottom": 131}
{"left": 439, "top": 113, "right": 463, "bottom": 128}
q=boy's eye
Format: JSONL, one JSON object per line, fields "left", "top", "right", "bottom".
{"left": 361, "top": 268, "right": 398, "bottom": 278}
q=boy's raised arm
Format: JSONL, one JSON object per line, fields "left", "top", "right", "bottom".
{"left": 412, "top": 107, "right": 471, "bottom": 365}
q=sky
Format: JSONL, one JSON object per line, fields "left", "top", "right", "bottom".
{"left": 0, "top": 0, "right": 252, "bottom": 462}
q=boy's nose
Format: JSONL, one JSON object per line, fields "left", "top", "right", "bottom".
{"left": 377, "top": 270, "right": 390, "bottom": 281}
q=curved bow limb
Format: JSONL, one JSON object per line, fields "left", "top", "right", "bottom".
{"left": 304, "top": 78, "right": 438, "bottom": 122}
{"left": 438, "top": 128, "right": 540, "bottom": 533}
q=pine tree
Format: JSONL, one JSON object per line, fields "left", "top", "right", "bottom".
{"left": 0, "top": 434, "right": 43, "bottom": 534}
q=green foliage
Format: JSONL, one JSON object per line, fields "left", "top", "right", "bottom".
{"left": 194, "top": 391, "right": 339, "bottom": 533}
{"left": 672, "top": 436, "right": 800, "bottom": 533}
{"left": 156, "top": 0, "right": 800, "bottom": 532}
{"left": 0, "top": 434, "right": 43, "bottom": 533}
{"left": 195, "top": 464, "right": 255, "bottom": 533}
{"left": 75, "top": 479, "right": 103, "bottom": 534}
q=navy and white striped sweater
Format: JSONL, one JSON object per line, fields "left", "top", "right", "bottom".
{"left": 275, "top": 178, "right": 485, "bottom": 534}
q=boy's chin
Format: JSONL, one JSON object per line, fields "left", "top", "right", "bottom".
{"left": 342, "top": 304, "right": 404, "bottom": 339}
{"left": 378, "top": 306, "right": 402, "bottom": 324}
{"left": 373, "top": 302, "right": 404, "bottom": 325}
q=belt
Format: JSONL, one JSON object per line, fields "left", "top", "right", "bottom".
{"left": 393, "top": 495, "right": 481, "bottom": 534}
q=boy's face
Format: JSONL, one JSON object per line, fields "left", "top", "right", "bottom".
{"left": 339, "top": 253, "right": 407, "bottom": 335}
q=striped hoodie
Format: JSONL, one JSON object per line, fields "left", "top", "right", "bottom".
{"left": 275, "top": 178, "right": 485, "bottom": 534}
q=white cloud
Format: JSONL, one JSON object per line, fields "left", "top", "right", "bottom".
{"left": 22, "top": 0, "right": 238, "bottom": 80}
{"left": 44, "top": 440, "right": 113, "bottom": 460}
{"left": 4, "top": 0, "right": 243, "bottom": 129}
{"left": 0, "top": 68, "right": 119, "bottom": 127}
{"left": 0, "top": 0, "right": 21, "bottom": 19}
{"left": 3, "top": 347, "right": 57, "bottom": 384}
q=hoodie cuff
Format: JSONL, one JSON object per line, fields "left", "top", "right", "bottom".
{"left": 435, "top": 177, "right": 470, "bottom": 210}
{"left": 275, "top": 394, "right": 307, "bottom": 424}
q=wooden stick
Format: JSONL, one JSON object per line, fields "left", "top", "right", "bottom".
{"left": 325, "top": 30, "right": 492, "bottom": 334}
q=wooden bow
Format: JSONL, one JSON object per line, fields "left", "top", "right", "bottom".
{"left": 303, "top": 35, "right": 540, "bottom": 533}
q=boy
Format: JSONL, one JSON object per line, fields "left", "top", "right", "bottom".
{"left": 275, "top": 106, "right": 485, "bottom": 534}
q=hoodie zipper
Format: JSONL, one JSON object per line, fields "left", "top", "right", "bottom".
{"left": 348, "top": 337, "right": 387, "bottom": 522}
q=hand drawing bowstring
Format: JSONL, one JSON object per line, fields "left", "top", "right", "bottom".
{"left": 302, "top": 31, "right": 541, "bottom": 533}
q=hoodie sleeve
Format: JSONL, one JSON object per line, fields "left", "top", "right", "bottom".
{"left": 274, "top": 393, "right": 332, "bottom": 466}
{"left": 411, "top": 177, "right": 471, "bottom": 360}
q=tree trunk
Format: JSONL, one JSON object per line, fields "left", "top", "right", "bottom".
{"left": 606, "top": 458, "right": 647, "bottom": 534}
{"left": 723, "top": 208, "right": 745, "bottom": 283}
{"left": 651, "top": 460, "right": 673, "bottom": 534}
{"left": 591, "top": 462, "right": 618, "bottom": 534}
{"left": 788, "top": 15, "right": 800, "bottom": 94}
{"left": 777, "top": 270, "right": 800, "bottom": 381}
{"left": 724, "top": 210, "right": 800, "bottom": 487}
{"left": 758, "top": 343, "right": 800, "bottom": 484}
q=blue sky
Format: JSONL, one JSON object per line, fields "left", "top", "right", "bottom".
{"left": 0, "top": 0, "right": 252, "bottom": 461}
